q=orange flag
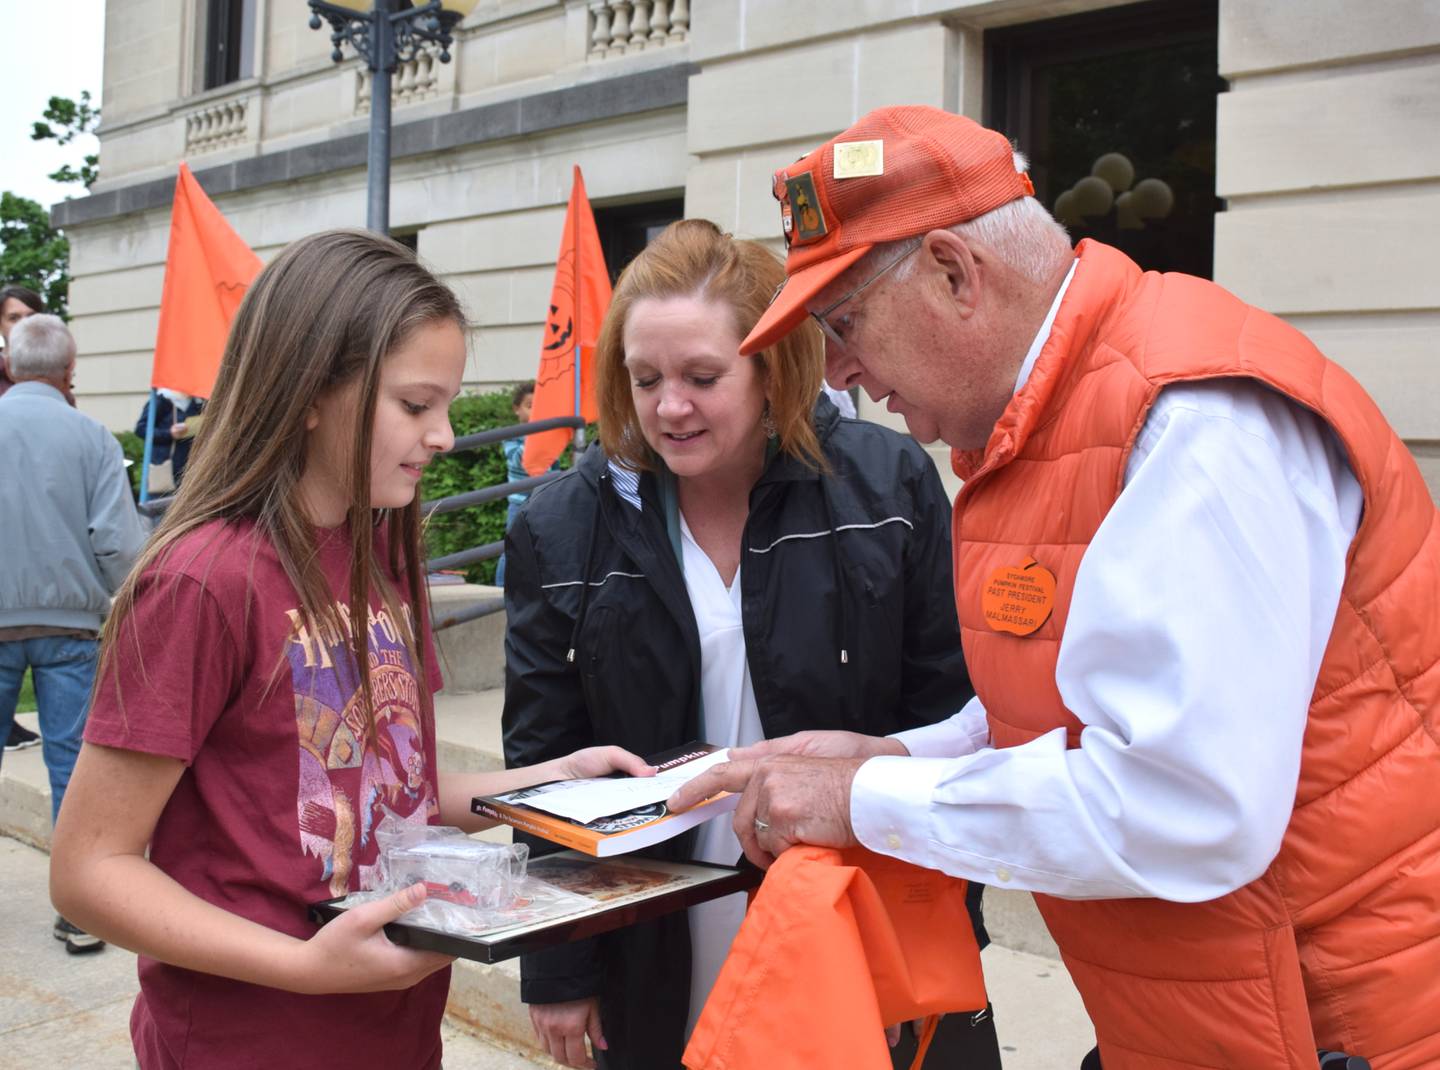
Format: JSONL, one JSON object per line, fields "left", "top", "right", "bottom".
{"left": 523, "top": 166, "right": 612, "bottom": 475}
{"left": 151, "top": 163, "right": 262, "bottom": 398}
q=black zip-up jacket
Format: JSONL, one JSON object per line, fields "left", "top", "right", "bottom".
{"left": 502, "top": 398, "right": 978, "bottom": 1068}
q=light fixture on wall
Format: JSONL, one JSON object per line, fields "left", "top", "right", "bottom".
{"left": 308, "top": 0, "right": 479, "bottom": 234}
{"left": 1053, "top": 152, "right": 1173, "bottom": 232}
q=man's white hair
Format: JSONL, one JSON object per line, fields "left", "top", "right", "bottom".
{"left": 853, "top": 153, "right": 1072, "bottom": 289}
{"left": 7, "top": 313, "right": 76, "bottom": 381}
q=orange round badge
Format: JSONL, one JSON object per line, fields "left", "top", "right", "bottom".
{"left": 981, "top": 556, "right": 1056, "bottom": 636}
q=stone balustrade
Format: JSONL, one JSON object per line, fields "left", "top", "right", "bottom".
{"left": 588, "top": 0, "right": 689, "bottom": 59}
{"left": 356, "top": 50, "right": 441, "bottom": 114}
{"left": 183, "top": 97, "right": 249, "bottom": 154}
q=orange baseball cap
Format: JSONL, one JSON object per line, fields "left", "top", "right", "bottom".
{"left": 740, "top": 106, "right": 1034, "bottom": 355}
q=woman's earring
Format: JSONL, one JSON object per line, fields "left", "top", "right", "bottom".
{"left": 761, "top": 402, "right": 778, "bottom": 439}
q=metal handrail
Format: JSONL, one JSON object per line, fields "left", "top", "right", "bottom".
{"left": 450, "top": 415, "right": 583, "bottom": 454}
{"left": 137, "top": 495, "right": 172, "bottom": 518}
{"left": 432, "top": 596, "right": 506, "bottom": 630}
{"left": 427, "top": 539, "right": 503, "bottom": 571}
{"left": 421, "top": 470, "right": 565, "bottom": 518}
{"left": 135, "top": 416, "right": 582, "bottom": 520}
{"left": 132, "top": 414, "right": 586, "bottom": 629}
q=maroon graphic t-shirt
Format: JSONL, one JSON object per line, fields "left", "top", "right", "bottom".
{"left": 85, "top": 519, "right": 448, "bottom": 1070}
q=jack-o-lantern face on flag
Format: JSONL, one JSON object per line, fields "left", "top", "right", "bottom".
{"left": 544, "top": 300, "right": 573, "bottom": 355}
{"left": 523, "top": 165, "right": 612, "bottom": 476}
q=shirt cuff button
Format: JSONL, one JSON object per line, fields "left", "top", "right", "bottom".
{"left": 885, "top": 833, "right": 902, "bottom": 851}
{"left": 995, "top": 866, "right": 1012, "bottom": 883}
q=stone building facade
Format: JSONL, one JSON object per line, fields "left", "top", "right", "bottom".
{"left": 54, "top": 0, "right": 1440, "bottom": 498}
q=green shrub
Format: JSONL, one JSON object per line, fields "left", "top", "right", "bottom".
{"left": 420, "top": 389, "right": 584, "bottom": 585}
{"left": 115, "top": 429, "right": 145, "bottom": 498}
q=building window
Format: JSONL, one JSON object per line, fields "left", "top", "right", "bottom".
{"left": 203, "top": 0, "right": 257, "bottom": 90}
{"left": 594, "top": 198, "right": 685, "bottom": 284}
{"left": 986, "top": 0, "right": 1222, "bottom": 279}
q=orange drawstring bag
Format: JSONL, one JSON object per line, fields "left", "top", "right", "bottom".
{"left": 684, "top": 845, "right": 987, "bottom": 1070}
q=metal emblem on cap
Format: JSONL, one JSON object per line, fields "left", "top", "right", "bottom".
{"left": 833, "top": 140, "right": 884, "bottom": 179}
{"left": 773, "top": 169, "right": 796, "bottom": 247}
{"left": 784, "top": 172, "right": 828, "bottom": 244}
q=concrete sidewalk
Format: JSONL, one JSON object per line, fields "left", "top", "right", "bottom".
{"left": 1, "top": 831, "right": 1095, "bottom": 1069}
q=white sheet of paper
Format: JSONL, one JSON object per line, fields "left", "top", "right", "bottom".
{"left": 519, "top": 749, "right": 733, "bottom": 824}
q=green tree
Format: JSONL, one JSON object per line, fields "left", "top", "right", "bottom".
{"left": 31, "top": 91, "right": 101, "bottom": 189}
{"left": 1, "top": 92, "right": 100, "bottom": 319}
{"left": 0, "top": 192, "right": 69, "bottom": 317}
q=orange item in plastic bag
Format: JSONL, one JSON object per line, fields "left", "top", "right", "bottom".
{"left": 684, "top": 845, "right": 986, "bottom": 1070}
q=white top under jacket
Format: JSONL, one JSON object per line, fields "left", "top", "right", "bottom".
{"left": 678, "top": 513, "right": 766, "bottom": 1036}
{"left": 850, "top": 264, "right": 1365, "bottom": 903}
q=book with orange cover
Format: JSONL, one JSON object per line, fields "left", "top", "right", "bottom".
{"left": 472, "top": 742, "right": 739, "bottom": 857}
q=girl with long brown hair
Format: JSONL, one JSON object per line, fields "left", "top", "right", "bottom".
{"left": 49, "top": 229, "right": 651, "bottom": 1070}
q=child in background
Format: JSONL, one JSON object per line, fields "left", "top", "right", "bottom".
{"left": 495, "top": 379, "right": 535, "bottom": 587}
{"left": 49, "top": 230, "right": 651, "bottom": 1070}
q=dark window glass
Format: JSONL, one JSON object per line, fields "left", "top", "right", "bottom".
{"left": 594, "top": 198, "right": 685, "bottom": 284}
{"left": 986, "top": 0, "right": 1223, "bottom": 278}
{"left": 203, "top": 0, "right": 254, "bottom": 90}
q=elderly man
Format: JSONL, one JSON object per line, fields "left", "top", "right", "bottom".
{"left": 0, "top": 313, "right": 145, "bottom": 954}
{"left": 672, "top": 107, "right": 1438, "bottom": 1068}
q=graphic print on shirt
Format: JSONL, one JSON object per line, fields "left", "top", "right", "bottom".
{"left": 287, "top": 601, "right": 438, "bottom": 896}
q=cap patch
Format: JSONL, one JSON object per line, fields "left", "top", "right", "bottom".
{"left": 833, "top": 140, "right": 884, "bottom": 179}
{"left": 784, "top": 172, "right": 828, "bottom": 244}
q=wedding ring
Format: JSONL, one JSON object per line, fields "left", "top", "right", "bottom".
{"left": 754, "top": 818, "right": 771, "bottom": 833}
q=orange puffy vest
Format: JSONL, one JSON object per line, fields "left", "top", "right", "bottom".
{"left": 684, "top": 847, "right": 986, "bottom": 1070}
{"left": 952, "top": 241, "right": 1440, "bottom": 1069}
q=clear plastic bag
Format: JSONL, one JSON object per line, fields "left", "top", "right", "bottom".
{"left": 369, "top": 817, "right": 533, "bottom": 933}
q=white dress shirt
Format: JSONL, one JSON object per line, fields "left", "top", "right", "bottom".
{"left": 850, "top": 272, "right": 1364, "bottom": 903}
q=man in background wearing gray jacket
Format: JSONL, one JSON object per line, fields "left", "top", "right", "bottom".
{"left": 0, "top": 313, "right": 144, "bottom": 954}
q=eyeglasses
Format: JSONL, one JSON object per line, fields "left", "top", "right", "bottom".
{"left": 807, "top": 238, "right": 922, "bottom": 347}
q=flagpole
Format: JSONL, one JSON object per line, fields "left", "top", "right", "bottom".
{"left": 139, "top": 388, "right": 158, "bottom": 505}
{"left": 573, "top": 341, "right": 583, "bottom": 454}
{"left": 572, "top": 167, "right": 585, "bottom": 455}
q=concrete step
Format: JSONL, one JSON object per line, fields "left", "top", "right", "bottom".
{"left": 0, "top": 712, "right": 51, "bottom": 851}
{"left": 435, "top": 687, "right": 507, "bottom": 774}
{"left": 447, "top": 957, "right": 557, "bottom": 1064}
{"left": 431, "top": 583, "right": 507, "bottom": 695}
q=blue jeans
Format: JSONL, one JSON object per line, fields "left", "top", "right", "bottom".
{"left": 0, "top": 635, "right": 98, "bottom": 824}
{"left": 494, "top": 500, "right": 524, "bottom": 588}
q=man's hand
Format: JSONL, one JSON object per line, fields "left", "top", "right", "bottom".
{"left": 530, "top": 996, "right": 606, "bottom": 1069}
{"left": 730, "top": 730, "right": 908, "bottom": 763}
{"left": 668, "top": 756, "right": 866, "bottom": 868}
{"left": 554, "top": 746, "right": 657, "bottom": 782}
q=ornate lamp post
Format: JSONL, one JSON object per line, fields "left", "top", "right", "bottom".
{"left": 308, "top": 0, "right": 477, "bottom": 233}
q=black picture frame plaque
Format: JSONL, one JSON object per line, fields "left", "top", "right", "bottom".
{"left": 310, "top": 851, "right": 760, "bottom": 965}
